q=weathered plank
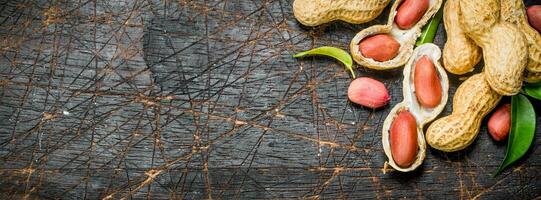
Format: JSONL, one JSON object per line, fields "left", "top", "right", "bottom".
{"left": 0, "top": 0, "right": 540, "bottom": 199}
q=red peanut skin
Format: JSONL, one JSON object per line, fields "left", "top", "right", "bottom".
{"left": 395, "top": 0, "right": 429, "bottom": 29}
{"left": 527, "top": 5, "right": 541, "bottom": 33}
{"left": 414, "top": 56, "right": 442, "bottom": 108}
{"left": 359, "top": 34, "right": 400, "bottom": 62}
{"left": 348, "top": 77, "right": 391, "bottom": 109}
{"left": 390, "top": 110, "right": 418, "bottom": 167}
{"left": 488, "top": 104, "right": 511, "bottom": 142}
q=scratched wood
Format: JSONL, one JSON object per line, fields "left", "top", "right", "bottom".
{"left": 0, "top": 0, "right": 540, "bottom": 199}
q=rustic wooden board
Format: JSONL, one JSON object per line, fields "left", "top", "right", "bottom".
{"left": 1, "top": 0, "right": 540, "bottom": 199}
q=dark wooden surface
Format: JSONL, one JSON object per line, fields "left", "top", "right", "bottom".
{"left": 1, "top": 0, "right": 540, "bottom": 199}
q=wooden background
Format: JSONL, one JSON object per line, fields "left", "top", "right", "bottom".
{"left": 1, "top": 0, "right": 540, "bottom": 199}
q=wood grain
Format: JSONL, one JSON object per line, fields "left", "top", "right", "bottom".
{"left": 0, "top": 0, "right": 540, "bottom": 199}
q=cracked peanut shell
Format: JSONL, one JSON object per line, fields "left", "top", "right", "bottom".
{"left": 350, "top": 0, "right": 443, "bottom": 70}
{"left": 382, "top": 44, "right": 449, "bottom": 171}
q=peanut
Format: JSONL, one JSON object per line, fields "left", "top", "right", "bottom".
{"left": 350, "top": 0, "right": 443, "bottom": 70}
{"left": 458, "top": 0, "right": 527, "bottom": 95}
{"left": 348, "top": 77, "right": 391, "bottom": 109}
{"left": 395, "top": 0, "right": 429, "bottom": 29}
{"left": 359, "top": 34, "right": 400, "bottom": 62}
{"left": 381, "top": 44, "right": 447, "bottom": 172}
{"left": 488, "top": 104, "right": 511, "bottom": 142}
{"left": 292, "top": 0, "right": 391, "bottom": 26}
{"left": 390, "top": 110, "right": 418, "bottom": 167}
{"left": 527, "top": 5, "right": 541, "bottom": 33}
{"left": 414, "top": 56, "right": 442, "bottom": 108}
{"left": 442, "top": 0, "right": 482, "bottom": 75}
{"left": 446, "top": 0, "right": 541, "bottom": 82}
{"left": 501, "top": 0, "right": 541, "bottom": 76}
{"left": 526, "top": 71, "right": 541, "bottom": 83}
{"left": 426, "top": 73, "right": 501, "bottom": 152}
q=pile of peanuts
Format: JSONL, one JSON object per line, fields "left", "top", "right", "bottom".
{"left": 427, "top": 0, "right": 540, "bottom": 152}
{"left": 293, "top": 0, "right": 541, "bottom": 171}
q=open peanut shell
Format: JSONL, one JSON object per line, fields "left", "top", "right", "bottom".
{"left": 381, "top": 44, "right": 449, "bottom": 172}
{"left": 350, "top": 0, "right": 443, "bottom": 70}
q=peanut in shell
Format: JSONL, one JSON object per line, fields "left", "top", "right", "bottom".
{"left": 458, "top": 0, "right": 527, "bottom": 95}
{"left": 443, "top": 0, "right": 539, "bottom": 84}
{"left": 500, "top": 0, "right": 541, "bottom": 74}
{"left": 426, "top": 73, "right": 501, "bottom": 152}
{"left": 292, "top": 0, "right": 391, "bottom": 26}
{"left": 442, "top": 0, "right": 482, "bottom": 75}
{"left": 382, "top": 44, "right": 449, "bottom": 171}
{"left": 350, "top": 0, "right": 443, "bottom": 70}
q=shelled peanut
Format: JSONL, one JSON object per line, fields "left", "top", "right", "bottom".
{"left": 390, "top": 109, "right": 419, "bottom": 168}
{"left": 414, "top": 56, "right": 442, "bottom": 108}
{"left": 528, "top": 5, "right": 541, "bottom": 33}
{"left": 292, "top": 0, "right": 391, "bottom": 26}
{"left": 426, "top": 73, "right": 502, "bottom": 152}
{"left": 488, "top": 104, "right": 511, "bottom": 142}
{"left": 348, "top": 77, "right": 391, "bottom": 109}
{"left": 359, "top": 34, "right": 400, "bottom": 62}
{"left": 395, "top": 0, "right": 429, "bottom": 29}
{"left": 382, "top": 44, "right": 449, "bottom": 172}
{"left": 350, "top": 0, "right": 442, "bottom": 70}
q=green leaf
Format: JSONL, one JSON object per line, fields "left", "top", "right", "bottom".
{"left": 415, "top": 1, "right": 445, "bottom": 46}
{"left": 494, "top": 94, "right": 536, "bottom": 176}
{"left": 293, "top": 46, "right": 356, "bottom": 79}
{"left": 523, "top": 81, "right": 541, "bottom": 100}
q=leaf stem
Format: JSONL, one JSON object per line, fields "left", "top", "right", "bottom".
{"left": 416, "top": 0, "right": 445, "bottom": 46}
